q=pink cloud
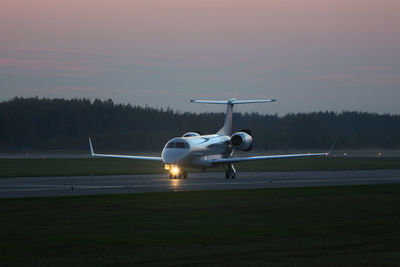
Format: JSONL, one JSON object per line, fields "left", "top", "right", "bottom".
{"left": 303, "top": 73, "right": 400, "bottom": 87}
{"left": 52, "top": 86, "right": 236, "bottom": 99}
{"left": 62, "top": 86, "right": 183, "bottom": 96}
{"left": 0, "top": 57, "right": 97, "bottom": 77}
{"left": 14, "top": 47, "right": 106, "bottom": 56}
{"left": 303, "top": 74, "right": 355, "bottom": 82}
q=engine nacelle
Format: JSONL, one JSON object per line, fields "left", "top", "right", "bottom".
{"left": 230, "top": 132, "right": 253, "bottom": 151}
{"left": 182, "top": 132, "right": 201, "bottom": 137}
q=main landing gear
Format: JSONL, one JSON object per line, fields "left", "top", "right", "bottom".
{"left": 224, "top": 163, "right": 237, "bottom": 179}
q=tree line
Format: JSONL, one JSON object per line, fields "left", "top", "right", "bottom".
{"left": 0, "top": 97, "right": 399, "bottom": 152}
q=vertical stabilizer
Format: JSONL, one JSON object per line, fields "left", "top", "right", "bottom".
{"left": 217, "top": 99, "right": 235, "bottom": 135}
{"left": 190, "top": 98, "right": 276, "bottom": 136}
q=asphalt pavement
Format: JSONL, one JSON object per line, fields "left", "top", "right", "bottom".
{"left": 1, "top": 169, "right": 400, "bottom": 198}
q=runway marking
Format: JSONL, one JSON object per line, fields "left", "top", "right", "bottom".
{"left": 0, "top": 185, "right": 128, "bottom": 192}
{"left": 176, "top": 178, "right": 400, "bottom": 187}
{"left": 1, "top": 177, "right": 400, "bottom": 193}
{"left": 0, "top": 188, "right": 68, "bottom": 192}
{"left": 1, "top": 184, "right": 128, "bottom": 188}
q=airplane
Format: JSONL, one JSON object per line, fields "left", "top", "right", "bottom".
{"left": 89, "top": 98, "right": 334, "bottom": 179}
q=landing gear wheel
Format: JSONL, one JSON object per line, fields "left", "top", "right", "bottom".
{"left": 183, "top": 170, "right": 188, "bottom": 179}
{"left": 225, "top": 163, "right": 237, "bottom": 179}
{"left": 169, "top": 174, "right": 173, "bottom": 179}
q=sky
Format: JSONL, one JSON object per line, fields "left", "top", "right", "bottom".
{"left": 1, "top": 0, "right": 400, "bottom": 114}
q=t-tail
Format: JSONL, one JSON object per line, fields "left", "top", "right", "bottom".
{"left": 190, "top": 98, "right": 276, "bottom": 135}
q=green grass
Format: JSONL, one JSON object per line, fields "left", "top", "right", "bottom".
{"left": 1, "top": 185, "right": 400, "bottom": 266}
{"left": 0, "top": 158, "right": 159, "bottom": 177}
{"left": 1, "top": 157, "right": 400, "bottom": 177}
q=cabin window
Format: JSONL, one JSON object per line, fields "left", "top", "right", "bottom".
{"left": 207, "top": 143, "right": 221, "bottom": 149}
{"left": 175, "top": 142, "right": 186, "bottom": 148}
{"left": 166, "top": 142, "right": 175, "bottom": 148}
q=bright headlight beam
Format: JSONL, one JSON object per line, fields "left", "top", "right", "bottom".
{"left": 171, "top": 166, "right": 180, "bottom": 175}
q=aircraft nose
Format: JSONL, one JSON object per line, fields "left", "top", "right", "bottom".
{"left": 161, "top": 148, "right": 188, "bottom": 164}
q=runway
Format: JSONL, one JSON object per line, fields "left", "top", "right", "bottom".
{"left": 1, "top": 169, "right": 400, "bottom": 198}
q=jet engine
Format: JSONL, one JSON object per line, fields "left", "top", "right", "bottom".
{"left": 182, "top": 132, "right": 201, "bottom": 137}
{"left": 230, "top": 131, "right": 253, "bottom": 151}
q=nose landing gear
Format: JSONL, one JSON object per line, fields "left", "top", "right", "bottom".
{"left": 168, "top": 166, "right": 188, "bottom": 179}
{"left": 224, "top": 163, "right": 237, "bottom": 179}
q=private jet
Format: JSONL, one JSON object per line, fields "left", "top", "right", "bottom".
{"left": 89, "top": 98, "right": 333, "bottom": 179}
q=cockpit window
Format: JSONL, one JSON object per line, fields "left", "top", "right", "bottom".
{"left": 175, "top": 142, "right": 186, "bottom": 148}
{"left": 166, "top": 142, "right": 175, "bottom": 148}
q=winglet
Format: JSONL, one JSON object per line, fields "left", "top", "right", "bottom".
{"left": 327, "top": 137, "right": 337, "bottom": 155}
{"left": 89, "top": 137, "right": 95, "bottom": 157}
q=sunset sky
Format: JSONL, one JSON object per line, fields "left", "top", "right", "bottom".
{"left": 1, "top": 0, "right": 399, "bottom": 114}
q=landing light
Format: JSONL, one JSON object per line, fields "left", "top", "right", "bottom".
{"left": 171, "top": 166, "right": 180, "bottom": 175}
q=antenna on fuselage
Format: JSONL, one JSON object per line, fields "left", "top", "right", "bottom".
{"left": 190, "top": 98, "right": 276, "bottom": 136}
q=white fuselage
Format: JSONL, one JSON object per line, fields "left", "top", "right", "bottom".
{"left": 161, "top": 134, "right": 233, "bottom": 168}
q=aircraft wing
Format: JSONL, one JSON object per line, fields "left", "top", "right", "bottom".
{"left": 210, "top": 152, "right": 328, "bottom": 164}
{"left": 211, "top": 137, "right": 336, "bottom": 164}
{"left": 89, "top": 138, "right": 162, "bottom": 161}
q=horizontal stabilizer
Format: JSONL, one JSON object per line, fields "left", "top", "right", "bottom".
{"left": 230, "top": 99, "right": 276, "bottom": 104}
{"left": 190, "top": 99, "right": 276, "bottom": 105}
{"left": 190, "top": 100, "right": 230, "bottom": 104}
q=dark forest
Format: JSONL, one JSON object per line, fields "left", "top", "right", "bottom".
{"left": 1, "top": 97, "right": 399, "bottom": 152}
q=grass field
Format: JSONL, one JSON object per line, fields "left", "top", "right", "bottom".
{"left": 1, "top": 157, "right": 400, "bottom": 177}
{"left": 1, "top": 184, "right": 400, "bottom": 266}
